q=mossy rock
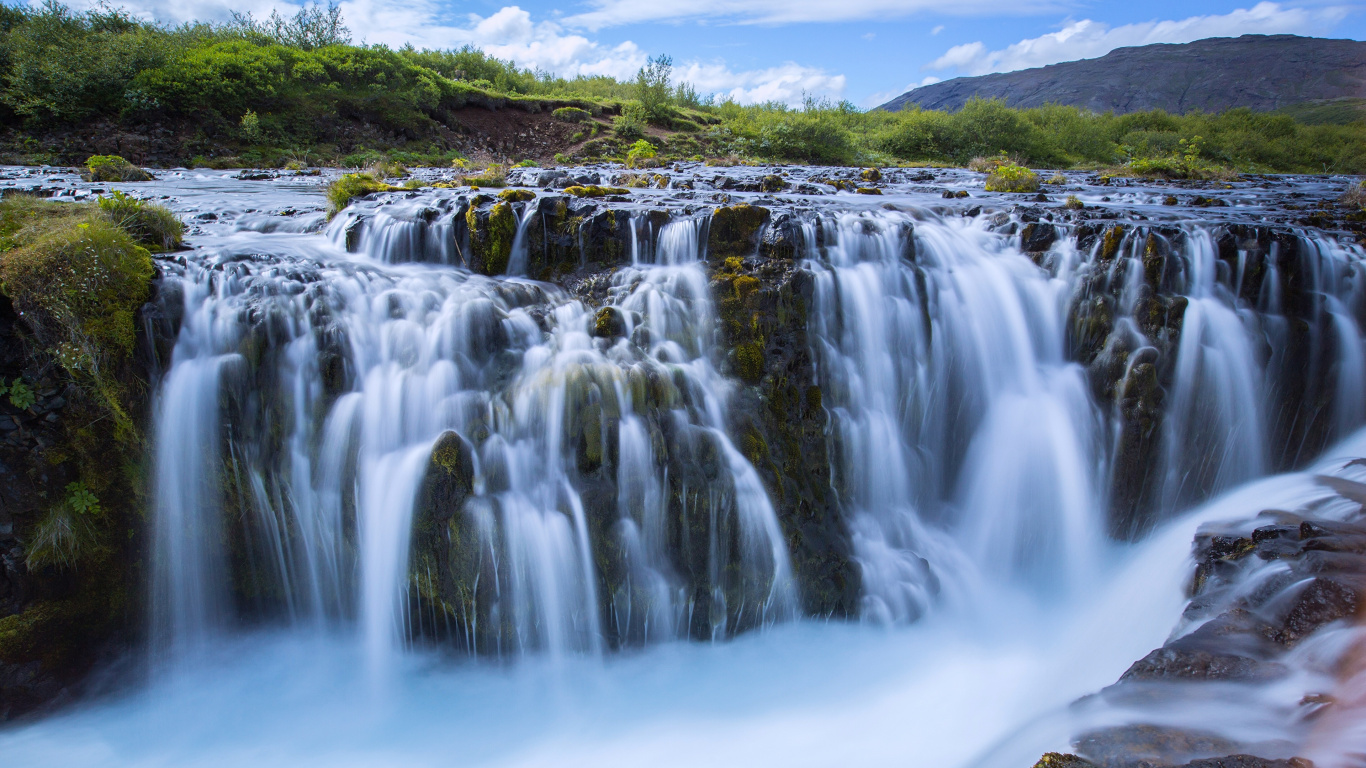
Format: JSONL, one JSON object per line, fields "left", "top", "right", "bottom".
{"left": 759, "top": 175, "right": 787, "bottom": 193}
{"left": 855, "top": 187, "right": 881, "bottom": 195}
{"left": 708, "top": 204, "right": 770, "bottom": 261}
{"left": 563, "top": 185, "right": 630, "bottom": 198}
{"left": 326, "top": 173, "right": 396, "bottom": 216}
{"left": 465, "top": 201, "right": 517, "bottom": 275}
{"left": 859, "top": 168, "right": 882, "bottom": 182}
{"left": 498, "top": 189, "right": 536, "bottom": 203}
{"left": 592, "top": 306, "right": 625, "bottom": 338}
{"left": 84, "top": 155, "right": 152, "bottom": 183}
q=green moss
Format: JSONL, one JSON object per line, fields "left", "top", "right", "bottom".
{"left": 0, "top": 201, "right": 154, "bottom": 367}
{"left": 326, "top": 173, "right": 396, "bottom": 217}
{"left": 563, "top": 185, "right": 630, "bottom": 198}
{"left": 1064, "top": 195, "right": 1084, "bottom": 210}
{"left": 736, "top": 341, "right": 764, "bottom": 383}
{"left": 708, "top": 204, "right": 770, "bottom": 260}
{"left": 466, "top": 201, "right": 516, "bottom": 275}
{"left": 860, "top": 167, "right": 882, "bottom": 182}
{"left": 85, "top": 155, "right": 152, "bottom": 183}
{"left": 593, "top": 306, "right": 625, "bottom": 338}
{"left": 497, "top": 188, "right": 536, "bottom": 203}
{"left": 855, "top": 187, "right": 882, "bottom": 195}
{"left": 1100, "top": 225, "right": 1126, "bottom": 261}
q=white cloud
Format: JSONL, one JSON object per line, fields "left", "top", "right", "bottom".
{"left": 678, "top": 61, "right": 847, "bottom": 104}
{"left": 931, "top": 24, "right": 945, "bottom": 35}
{"left": 564, "top": 0, "right": 1062, "bottom": 30}
{"left": 50, "top": 0, "right": 839, "bottom": 106}
{"left": 927, "top": 2, "right": 1352, "bottom": 75}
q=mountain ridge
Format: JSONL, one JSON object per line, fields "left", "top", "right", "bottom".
{"left": 878, "top": 34, "right": 1366, "bottom": 115}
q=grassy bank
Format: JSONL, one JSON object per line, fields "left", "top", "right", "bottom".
{"left": 0, "top": 3, "right": 1362, "bottom": 174}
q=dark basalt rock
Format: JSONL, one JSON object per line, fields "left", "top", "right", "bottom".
{"left": 1076, "top": 724, "right": 1245, "bottom": 768}
{"left": 708, "top": 204, "right": 771, "bottom": 261}
{"left": 1020, "top": 221, "right": 1057, "bottom": 253}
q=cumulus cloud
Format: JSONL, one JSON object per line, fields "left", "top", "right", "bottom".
{"left": 564, "top": 0, "right": 1061, "bottom": 30}
{"left": 679, "top": 61, "right": 846, "bottom": 104}
{"left": 48, "top": 0, "right": 840, "bottom": 105}
{"left": 927, "top": 2, "right": 1352, "bottom": 75}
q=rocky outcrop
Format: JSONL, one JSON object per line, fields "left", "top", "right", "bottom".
{"left": 1037, "top": 477, "right": 1366, "bottom": 768}
{"left": 881, "top": 35, "right": 1366, "bottom": 115}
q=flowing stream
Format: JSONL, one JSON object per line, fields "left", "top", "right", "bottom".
{"left": 2, "top": 167, "right": 1365, "bottom": 767}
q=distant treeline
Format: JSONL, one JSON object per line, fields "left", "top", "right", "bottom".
{"left": 0, "top": 1, "right": 1362, "bottom": 173}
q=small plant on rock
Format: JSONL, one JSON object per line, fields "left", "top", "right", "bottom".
{"left": 326, "top": 173, "right": 396, "bottom": 216}
{"left": 984, "top": 162, "right": 1041, "bottom": 193}
{"left": 625, "top": 139, "right": 657, "bottom": 168}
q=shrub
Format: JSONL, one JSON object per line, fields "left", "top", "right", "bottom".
{"left": 97, "top": 191, "right": 184, "bottom": 251}
{"left": 553, "top": 106, "right": 592, "bottom": 123}
{"left": 635, "top": 55, "right": 674, "bottom": 125}
{"left": 626, "top": 139, "right": 657, "bottom": 168}
{"left": 365, "top": 160, "right": 409, "bottom": 179}
{"left": 325, "top": 173, "right": 395, "bottom": 215}
{"left": 1342, "top": 180, "right": 1365, "bottom": 209}
{"left": 239, "top": 109, "right": 262, "bottom": 142}
{"left": 967, "top": 155, "right": 1005, "bottom": 173}
{"left": 85, "top": 155, "right": 152, "bottom": 182}
{"left": 614, "top": 102, "right": 648, "bottom": 140}
{"left": 984, "top": 162, "right": 1041, "bottom": 193}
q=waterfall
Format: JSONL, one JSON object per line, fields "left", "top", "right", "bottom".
{"left": 149, "top": 206, "right": 796, "bottom": 667}
{"left": 802, "top": 207, "right": 1366, "bottom": 619}
{"left": 9, "top": 167, "right": 1366, "bottom": 768}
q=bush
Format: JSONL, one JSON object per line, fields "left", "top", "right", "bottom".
{"left": 97, "top": 191, "right": 183, "bottom": 251}
{"left": 626, "top": 139, "right": 657, "bottom": 168}
{"left": 614, "top": 102, "right": 648, "bottom": 140}
{"left": 553, "top": 106, "right": 592, "bottom": 123}
{"left": 984, "top": 162, "right": 1040, "bottom": 193}
{"left": 85, "top": 155, "right": 152, "bottom": 182}
{"left": 1342, "top": 180, "right": 1365, "bottom": 209}
{"left": 635, "top": 55, "right": 674, "bottom": 125}
{"left": 365, "top": 160, "right": 409, "bottom": 179}
{"left": 325, "top": 172, "right": 395, "bottom": 215}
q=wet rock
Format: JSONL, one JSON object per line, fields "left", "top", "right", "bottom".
{"left": 1020, "top": 221, "right": 1058, "bottom": 252}
{"left": 1033, "top": 754, "right": 1099, "bottom": 768}
{"left": 592, "top": 306, "right": 625, "bottom": 338}
{"left": 1270, "top": 573, "right": 1365, "bottom": 645}
{"left": 1120, "top": 646, "right": 1274, "bottom": 682}
{"left": 465, "top": 201, "right": 517, "bottom": 275}
{"left": 1076, "top": 724, "right": 1243, "bottom": 768}
{"left": 707, "top": 204, "right": 770, "bottom": 261}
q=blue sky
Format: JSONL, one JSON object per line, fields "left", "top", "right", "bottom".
{"left": 47, "top": 0, "right": 1366, "bottom": 106}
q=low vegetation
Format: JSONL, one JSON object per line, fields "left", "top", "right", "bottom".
{"left": 325, "top": 173, "right": 396, "bottom": 215}
{"left": 0, "top": 3, "right": 1361, "bottom": 173}
{"left": 983, "top": 162, "right": 1041, "bottom": 192}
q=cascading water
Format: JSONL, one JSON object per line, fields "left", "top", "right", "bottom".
{"left": 148, "top": 198, "right": 796, "bottom": 668}
{"left": 4, "top": 166, "right": 1366, "bottom": 768}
